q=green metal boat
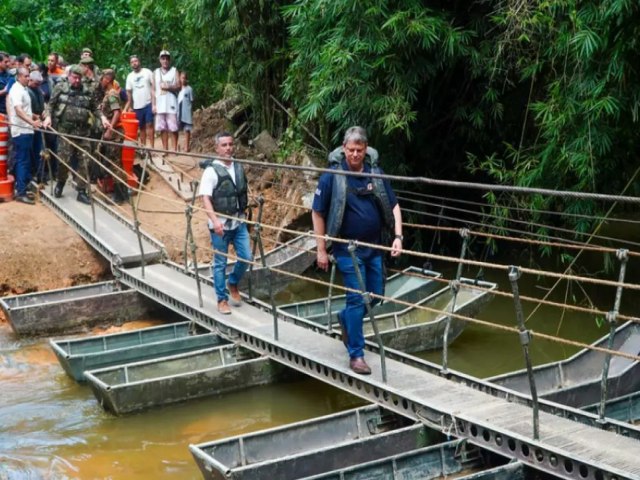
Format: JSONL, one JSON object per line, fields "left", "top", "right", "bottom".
{"left": 84, "top": 344, "right": 296, "bottom": 415}
{"left": 50, "top": 321, "right": 228, "bottom": 382}
{"left": 279, "top": 269, "right": 496, "bottom": 353}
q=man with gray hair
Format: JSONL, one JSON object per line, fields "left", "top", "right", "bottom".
{"left": 312, "top": 126, "right": 403, "bottom": 374}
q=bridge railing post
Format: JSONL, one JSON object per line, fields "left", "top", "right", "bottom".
{"left": 326, "top": 256, "right": 337, "bottom": 332}
{"left": 253, "top": 196, "right": 279, "bottom": 340}
{"left": 441, "top": 228, "right": 469, "bottom": 376}
{"left": 508, "top": 265, "right": 540, "bottom": 440}
{"left": 598, "top": 249, "right": 628, "bottom": 424}
{"left": 128, "top": 189, "right": 146, "bottom": 279}
{"left": 347, "top": 241, "right": 387, "bottom": 383}
{"left": 247, "top": 199, "right": 263, "bottom": 300}
{"left": 185, "top": 181, "right": 203, "bottom": 308}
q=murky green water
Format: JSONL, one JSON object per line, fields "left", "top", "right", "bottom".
{"left": 0, "top": 258, "right": 630, "bottom": 478}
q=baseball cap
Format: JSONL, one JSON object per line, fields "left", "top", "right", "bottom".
{"left": 159, "top": 50, "right": 171, "bottom": 58}
{"left": 69, "top": 64, "right": 83, "bottom": 75}
{"left": 82, "top": 48, "right": 93, "bottom": 55}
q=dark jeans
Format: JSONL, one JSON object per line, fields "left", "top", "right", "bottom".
{"left": 13, "top": 133, "right": 33, "bottom": 196}
{"left": 31, "top": 131, "right": 43, "bottom": 181}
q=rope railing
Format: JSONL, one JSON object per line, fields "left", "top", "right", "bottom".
{"left": 18, "top": 122, "right": 640, "bottom": 370}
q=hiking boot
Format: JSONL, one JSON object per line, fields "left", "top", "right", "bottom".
{"left": 76, "top": 190, "right": 91, "bottom": 205}
{"left": 218, "top": 300, "right": 232, "bottom": 315}
{"left": 15, "top": 195, "right": 35, "bottom": 205}
{"left": 228, "top": 283, "right": 242, "bottom": 307}
{"left": 54, "top": 182, "right": 64, "bottom": 198}
{"left": 349, "top": 357, "right": 371, "bottom": 375}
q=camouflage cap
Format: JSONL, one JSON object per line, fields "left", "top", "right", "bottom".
{"left": 82, "top": 47, "right": 93, "bottom": 55}
{"left": 69, "top": 64, "right": 83, "bottom": 75}
{"left": 79, "top": 56, "right": 94, "bottom": 65}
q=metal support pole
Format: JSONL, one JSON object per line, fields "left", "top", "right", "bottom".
{"left": 441, "top": 228, "right": 469, "bottom": 375}
{"left": 247, "top": 198, "right": 264, "bottom": 299}
{"left": 598, "top": 249, "right": 628, "bottom": 423}
{"left": 128, "top": 193, "right": 146, "bottom": 279}
{"left": 347, "top": 241, "right": 387, "bottom": 382}
{"left": 186, "top": 181, "right": 203, "bottom": 308}
{"left": 508, "top": 266, "right": 539, "bottom": 440}
{"left": 326, "top": 257, "right": 337, "bottom": 332}
{"left": 253, "top": 196, "right": 279, "bottom": 340}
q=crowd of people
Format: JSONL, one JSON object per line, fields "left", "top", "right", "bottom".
{"left": 1, "top": 49, "right": 194, "bottom": 205}
{"left": 2, "top": 50, "right": 402, "bottom": 376}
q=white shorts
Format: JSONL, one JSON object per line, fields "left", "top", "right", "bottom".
{"left": 155, "top": 113, "right": 178, "bottom": 132}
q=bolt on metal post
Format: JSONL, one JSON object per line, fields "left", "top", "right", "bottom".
{"left": 508, "top": 266, "right": 540, "bottom": 440}
{"left": 347, "top": 241, "right": 387, "bottom": 382}
{"left": 598, "top": 249, "right": 628, "bottom": 424}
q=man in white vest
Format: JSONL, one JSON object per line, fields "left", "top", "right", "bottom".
{"left": 153, "top": 50, "right": 181, "bottom": 152}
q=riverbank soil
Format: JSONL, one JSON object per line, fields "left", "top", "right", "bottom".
{"left": 0, "top": 142, "right": 312, "bottom": 327}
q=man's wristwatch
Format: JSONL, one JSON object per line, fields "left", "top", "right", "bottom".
{"left": 395, "top": 234, "right": 403, "bottom": 241}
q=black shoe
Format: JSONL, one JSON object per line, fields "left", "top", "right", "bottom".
{"left": 76, "top": 190, "right": 91, "bottom": 205}
{"left": 54, "top": 182, "right": 64, "bottom": 198}
{"left": 15, "top": 195, "right": 35, "bottom": 205}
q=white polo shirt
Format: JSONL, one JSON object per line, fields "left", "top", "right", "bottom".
{"left": 8, "top": 82, "right": 33, "bottom": 137}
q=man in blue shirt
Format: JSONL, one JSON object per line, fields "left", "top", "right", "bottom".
{"left": 0, "top": 52, "right": 15, "bottom": 115}
{"left": 312, "top": 126, "right": 403, "bottom": 374}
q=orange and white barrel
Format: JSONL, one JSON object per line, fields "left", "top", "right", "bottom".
{"left": 0, "top": 113, "right": 15, "bottom": 201}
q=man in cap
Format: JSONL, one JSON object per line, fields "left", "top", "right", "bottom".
{"left": 43, "top": 64, "right": 110, "bottom": 204}
{"left": 98, "top": 69, "right": 128, "bottom": 204}
{"left": 153, "top": 50, "right": 180, "bottom": 152}
{"left": 79, "top": 56, "right": 99, "bottom": 98}
{"left": 124, "top": 54, "right": 154, "bottom": 149}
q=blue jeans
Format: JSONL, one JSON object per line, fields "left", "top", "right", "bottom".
{"left": 13, "top": 133, "right": 33, "bottom": 196}
{"left": 336, "top": 253, "right": 384, "bottom": 359}
{"left": 210, "top": 223, "right": 252, "bottom": 302}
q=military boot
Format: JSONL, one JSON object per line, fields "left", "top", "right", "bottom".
{"left": 54, "top": 182, "right": 64, "bottom": 198}
{"left": 76, "top": 189, "right": 91, "bottom": 205}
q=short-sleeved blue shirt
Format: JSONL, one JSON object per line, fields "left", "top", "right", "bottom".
{"left": 313, "top": 159, "right": 397, "bottom": 258}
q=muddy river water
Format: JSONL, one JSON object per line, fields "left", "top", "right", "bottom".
{"left": 0, "top": 265, "right": 626, "bottom": 479}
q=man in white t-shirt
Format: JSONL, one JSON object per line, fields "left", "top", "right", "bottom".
{"left": 8, "top": 67, "right": 42, "bottom": 204}
{"left": 198, "top": 131, "right": 252, "bottom": 315}
{"left": 154, "top": 50, "right": 181, "bottom": 152}
{"left": 124, "top": 55, "right": 154, "bottom": 148}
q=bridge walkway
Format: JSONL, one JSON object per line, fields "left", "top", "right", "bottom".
{"left": 117, "top": 262, "right": 640, "bottom": 480}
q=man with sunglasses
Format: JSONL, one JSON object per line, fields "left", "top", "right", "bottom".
{"left": 312, "top": 126, "right": 403, "bottom": 375}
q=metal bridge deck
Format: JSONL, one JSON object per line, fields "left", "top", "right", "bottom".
{"left": 118, "top": 262, "right": 640, "bottom": 480}
{"left": 39, "top": 188, "right": 164, "bottom": 266}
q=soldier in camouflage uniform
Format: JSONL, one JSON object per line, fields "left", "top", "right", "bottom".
{"left": 43, "top": 65, "right": 110, "bottom": 204}
{"left": 98, "top": 69, "right": 128, "bottom": 204}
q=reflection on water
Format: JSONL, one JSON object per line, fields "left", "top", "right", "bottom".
{"left": 0, "top": 323, "right": 362, "bottom": 479}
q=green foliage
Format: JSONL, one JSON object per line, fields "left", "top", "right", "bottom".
{"left": 282, "top": 0, "right": 469, "bottom": 147}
